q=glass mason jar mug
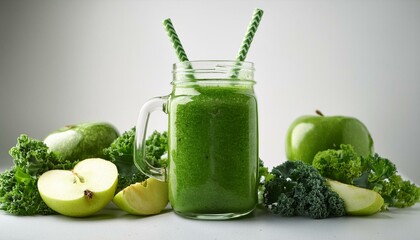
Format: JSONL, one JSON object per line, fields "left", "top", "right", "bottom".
{"left": 134, "top": 60, "right": 259, "bottom": 220}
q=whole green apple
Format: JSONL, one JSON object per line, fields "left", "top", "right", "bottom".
{"left": 285, "top": 111, "right": 374, "bottom": 164}
{"left": 44, "top": 122, "right": 119, "bottom": 162}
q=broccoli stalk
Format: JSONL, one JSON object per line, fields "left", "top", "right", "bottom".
{"left": 103, "top": 128, "right": 168, "bottom": 193}
{"left": 312, "top": 144, "right": 420, "bottom": 209}
{"left": 263, "top": 160, "right": 346, "bottom": 219}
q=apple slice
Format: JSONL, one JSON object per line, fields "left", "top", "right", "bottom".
{"left": 327, "top": 179, "right": 384, "bottom": 215}
{"left": 113, "top": 178, "right": 168, "bottom": 215}
{"left": 37, "top": 158, "right": 118, "bottom": 217}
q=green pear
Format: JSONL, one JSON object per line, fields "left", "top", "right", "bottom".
{"left": 37, "top": 158, "right": 118, "bottom": 217}
{"left": 327, "top": 179, "right": 384, "bottom": 215}
{"left": 44, "top": 122, "right": 119, "bottom": 161}
{"left": 113, "top": 178, "right": 168, "bottom": 215}
{"left": 285, "top": 111, "right": 374, "bottom": 164}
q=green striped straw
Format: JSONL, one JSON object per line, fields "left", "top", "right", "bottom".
{"left": 163, "top": 18, "right": 189, "bottom": 62}
{"left": 163, "top": 18, "right": 195, "bottom": 80}
{"left": 236, "top": 8, "right": 264, "bottom": 62}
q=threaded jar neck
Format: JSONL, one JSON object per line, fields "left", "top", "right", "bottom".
{"left": 172, "top": 60, "right": 255, "bottom": 86}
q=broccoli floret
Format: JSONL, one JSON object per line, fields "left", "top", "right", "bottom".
{"left": 103, "top": 128, "right": 168, "bottom": 193}
{"left": 0, "top": 134, "right": 75, "bottom": 215}
{"left": 313, "top": 144, "right": 420, "bottom": 208}
{"left": 263, "top": 160, "right": 346, "bottom": 219}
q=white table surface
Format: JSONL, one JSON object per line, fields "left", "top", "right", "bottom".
{"left": 1, "top": 203, "right": 419, "bottom": 240}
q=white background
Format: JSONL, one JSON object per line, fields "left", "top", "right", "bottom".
{"left": 1, "top": 0, "right": 419, "bottom": 184}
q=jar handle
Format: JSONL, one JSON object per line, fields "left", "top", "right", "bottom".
{"left": 134, "top": 96, "right": 168, "bottom": 182}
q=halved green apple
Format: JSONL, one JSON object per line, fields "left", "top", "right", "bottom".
{"left": 327, "top": 179, "right": 384, "bottom": 215}
{"left": 113, "top": 178, "right": 168, "bottom": 215}
{"left": 37, "top": 158, "right": 118, "bottom": 217}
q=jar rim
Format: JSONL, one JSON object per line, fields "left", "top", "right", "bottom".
{"left": 172, "top": 60, "right": 255, "bottom": 84}
{"left": 173, "top": 60, "right": 255, "bottom": 71}
{"left": 171, "top": 79, "right": 256, "bottom": 87}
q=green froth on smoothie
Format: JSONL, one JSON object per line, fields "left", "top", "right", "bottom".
{"left": 168, "top": 85, "right": 258, "bottom": 214}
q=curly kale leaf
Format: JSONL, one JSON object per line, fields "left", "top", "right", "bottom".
{"left": 145, "top": 130, "right": 168, "bottom": 168}
{"left": 376, "top": 174, "right": 420, "bottom": 208}
{"left": 313, "top": 144, "right": 420, "bottom": 208}
{"left": 10, "top": 134, "right": 75, "bottom": 176}
{"left": 0, "top": 167, "right": 53, "bottom": 215}
{"left": 0, "top": 134, "right": 75, "bottom": 215}
{"left": 258, "top": 159, "right": 273, "bottom": 205}
{"left": 263, "top": 160, "right": 346, "bottom": 219}
{"left": 103, "top": 128, "right": 167, "bottom": 192}
{"left": 311, "top": 144, "right": 365, "bottom": 184}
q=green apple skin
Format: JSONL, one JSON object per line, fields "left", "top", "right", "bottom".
{"left": 37, "top": 158, "right": 118, "bottom": 217}
{"left": 44, "top": 122, "right": 119, "bottom": 161}
{"left": 327, "top": 179, "right": 384, "bottom": 215}
{"left": 113, "top": 178, "right": 168, "bottom": 215}
{"left": 285, "top": 115, "right": 374, "bottom": 164}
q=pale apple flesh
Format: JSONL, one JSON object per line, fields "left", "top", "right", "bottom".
{"left": 327, "top": 179, "right": 384, "bottom": 215}
{"left": 113, "top": 178, "right": 168, "bottom": 215}
{"left": 37, "top": 158, "right": 118, "bottom": 217}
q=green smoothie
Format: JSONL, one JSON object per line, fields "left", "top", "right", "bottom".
{"left": 167, "top": 84, "right": 258, "bottom": 216}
